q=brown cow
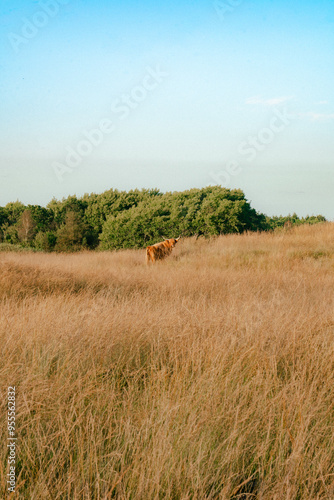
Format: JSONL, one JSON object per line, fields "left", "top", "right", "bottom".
{"left": 146, "top": 237, "right": 180, "bottom": 264}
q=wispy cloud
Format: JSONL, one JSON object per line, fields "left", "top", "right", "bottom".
{"left": 245, "top": 96, "right": 294, "bottom": 106}
{"left": 298, "top": 111, "right": 334, "bottom": 121}
{"left": 317, "top": 100, "right": 329, "bottom": 105}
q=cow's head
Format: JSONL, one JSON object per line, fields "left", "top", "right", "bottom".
{"left": 169, "top": 236, "right": 181, "bottom": 247}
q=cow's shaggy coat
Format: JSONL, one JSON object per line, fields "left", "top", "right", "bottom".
{"left": 146, "top": 237, "right": 180, "bottom": 264}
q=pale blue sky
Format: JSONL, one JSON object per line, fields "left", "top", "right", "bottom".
{"left": 0, "top": 0, "right": 333, "bottom": 217}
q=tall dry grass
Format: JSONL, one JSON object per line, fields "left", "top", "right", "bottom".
{"left": 1, "top": 223, "right": 334, "bottom": 499}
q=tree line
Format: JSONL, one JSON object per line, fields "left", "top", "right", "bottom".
{"left": 0, "top": 186, "right": 326, "bottom": 252}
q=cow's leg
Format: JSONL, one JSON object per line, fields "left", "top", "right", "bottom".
{"left": 146, "top": 248, "right": 151, "bottom": 264}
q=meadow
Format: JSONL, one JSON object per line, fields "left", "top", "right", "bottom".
{"left": 1, "top": 223, "right": 334, "bottom": 499}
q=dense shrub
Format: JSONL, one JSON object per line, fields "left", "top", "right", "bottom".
{"left": 99, "top": 187, "right": 266, "bottom": 249}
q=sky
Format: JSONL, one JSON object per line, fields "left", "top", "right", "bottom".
{"left": 0, "top": 0, "right": 333, "bottom": 218}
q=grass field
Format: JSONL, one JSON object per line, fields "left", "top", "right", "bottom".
{"left": 1, "top": 223, "right": 334, "bottom": 499}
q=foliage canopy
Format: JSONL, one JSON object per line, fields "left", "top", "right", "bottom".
{"left": 0, "top": 186, "right": 326, "bottom": 252}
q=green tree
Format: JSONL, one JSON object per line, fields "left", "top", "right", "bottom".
{"left": 0, "top": 207, "right": 9, "bottom": 242}
{"left": 34, "top": 231, "right": 57, "bottom": 252}
{"left": 99, "top": 186, "right": 267, "bottom": 249}
{"left": 17, "top": 210, "right": 37, "bottom": 244}
{"left": 27, "top": 205, "right": 54, "bottom": 232}
{"left": 5, "top": 201, "right": 25, "bottom": 226}
{"left": 55, "top": 211, "right": 87, "bottom": 252}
